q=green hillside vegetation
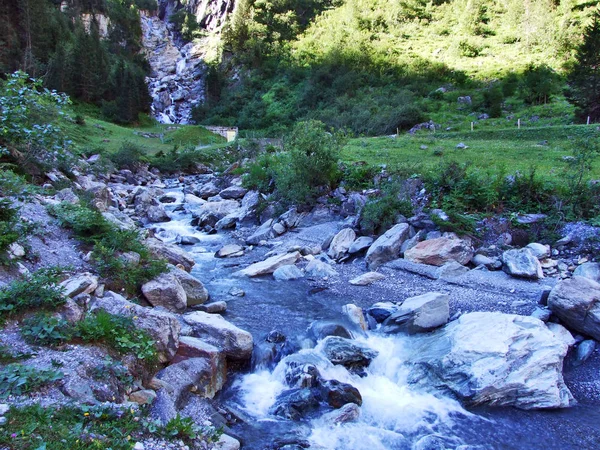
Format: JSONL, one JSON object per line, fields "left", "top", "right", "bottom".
{"left": 195, "top": 0, "right": 598, "bottom": 135}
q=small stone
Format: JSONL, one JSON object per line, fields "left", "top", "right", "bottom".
{"left": 273, "top": 265, "right": 305, "bottom": 281}
{"left": 128, "top": 389, "right": 157, "bottom": 405}
{"left": 349, "top": 272, "right": 385, "bottom": 286}
{"left": 196, "top": 301, "right": 227, "bottom": 314}
{"left": 229, "top": 287, "right": 245, "bottom": 297}
{"left": 0, "top": 404, "right": 10, "bottom": 415}
{"left": 574, "top": 340, "right": 596, "bottom": 366}
{"left": 133, "top": 443, "right": 145, "bottom": 450}
{"left": 215, "top": 244, "right": 244, "bottom": 258}
{"left": 272, "top": 223, "right": 286, "bottom": 235}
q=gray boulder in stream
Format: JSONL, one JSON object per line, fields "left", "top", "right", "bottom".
{"left": 406, "top": 312, "right": 573, "bottom": 409}
{"left": 183, "top": 311, "right": 254, "bottom": 360}
{"left": 547, "top": 276, "right": 600, "bottom": 340}
{"left": 365, "top": 223, "right": 410, "bottom": 269}
{"left": 319, "top": 336, "right": 378, "bottom": 370}
{"left": 382, "top": 292, "right": 449, "bottom": 334}
{"left": 502, "top": 248, "right": 544, "bottom": 279}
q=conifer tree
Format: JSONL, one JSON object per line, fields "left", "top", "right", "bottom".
{"left": 568, "top": 9, "right": 600, "bottom": 122}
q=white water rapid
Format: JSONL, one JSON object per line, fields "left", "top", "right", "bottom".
{"left": 234, "top": 334, "right": 474, "bottom": 449}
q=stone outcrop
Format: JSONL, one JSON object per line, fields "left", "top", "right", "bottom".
{"left": 406, "top": 312, "right": 573, "bottom": 409}
{"left": 183, "top": 311, "right": 254, "bottom": 360}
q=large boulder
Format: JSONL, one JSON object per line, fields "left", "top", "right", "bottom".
{"left": 170, "top": 336, "right": 226, "bottom": 398}
{"left": 404, "top": 237, "right": 473, "bottom": 267}
{"left": 365, "top": 223, "right": 411, "bottom": 269}
{"left": 191, "top": 200, "right": 240, "bottom": 228}
{"left": 169, "top": 265, "right": 209, "bottom": 306}
{"left": 348, "top": 236, "right": 373, "bottom": 254}
{"left": 327, "top": 228, "right": 356, "bottom": 261}
{"left": 382, "top": 292, "right": 449, "bottom": 334}
{"left": 144, "top": 237, "right": 195, "bottom": 272}
{"left": 142, "top": 272, "right": 187, "bottom": 312}
{"left": 273, "top": 265, "right": 305, "bottom": 281}
{"left": 573, "top": 262, "right": 600, "bottom": 283}
{"left": 219, "top": 185, "right": 247, "bottom": 200}
{"left": 246, "top": 219, "right": 275, "bottom": 245}
{"left": 304, "top": 259, "right": 337, "bottom": 279}
{"left": 547, "top": 276, "right": 600, "bottom": 340}
{"left": 502, "top": 248, "right": 544, "bottom": 279}
{"left": 407, "top": 312, "right": 573, "bottom": 409}
{"left": 237, "top": 252, "right": 301, "bottom": 277}
{"left": 183, "top": 311, "right": 254, "bottom": 360}
{"left": 91, "top": 291, "right": 180, "bottom": 363}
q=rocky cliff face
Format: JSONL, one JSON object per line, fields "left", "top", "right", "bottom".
{"left": 142, "top": 0, "right": 235, "bottom": 124}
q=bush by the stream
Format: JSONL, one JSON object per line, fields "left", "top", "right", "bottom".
{"left": 0, "top": 403, "right": 221, "bottom": 449}
{"left": 359, "top": 183, "right": 414, "bottom": 235}
{"left": 0, "top": 268, "right": 67, "bottom": 321}
{"left": 49, "top": 202, "right": 167, "bottom": 294}
{"left": 21, "top": 310, "right": 158, "bottom": 362}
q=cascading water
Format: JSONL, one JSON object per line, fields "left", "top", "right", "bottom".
{"left": 152, "top": 179, "right": 600, "bottom": 450}
{"left": 140, "top": 0, "right": 235, "bottom": 124}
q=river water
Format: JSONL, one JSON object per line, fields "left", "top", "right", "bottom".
{"left": 153, "top": 183, "right": 600, "bottom": 450}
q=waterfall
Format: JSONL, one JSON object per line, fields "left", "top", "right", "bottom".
{"left": 140, "top": 0, "right": 235, "bottom": 124}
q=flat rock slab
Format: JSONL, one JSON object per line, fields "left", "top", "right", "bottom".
{"left": 237, "top": 252, "right": 301, "bottom": 277}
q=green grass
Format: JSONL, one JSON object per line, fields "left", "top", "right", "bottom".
{"left": 63, "top": 112, "right": 227, "bottom": 156}
{"left": 342, "top": 124, "right": 600, "bottom": 180}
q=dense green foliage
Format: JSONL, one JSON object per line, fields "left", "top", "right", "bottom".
{"left": 0, "top": 72, "right": 71, "bottom": 173}
{"left": 0, "top": 268, "right": 67, "bottom": 321}
{"left": 49, "top": 202, "right": 167, "bottom": 294}
{"left": 242, "top": 120, "right": 345, "bottom": 206}
{"left": 0, "top": 364, "right": 63, "bottom": 398}
{"left": 0, "top": 0, "right": 152, "bottom": 123}
{"left": 196, "top": 0, "right": 597, "bottom": 135}
{"left": 0, "top": 404, "right": 220, "bottom": 449}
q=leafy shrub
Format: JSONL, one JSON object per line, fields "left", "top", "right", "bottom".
{"left": 0, "top": 268, "right": 66, "bottom": 320}
{"left": 342, "top": 164, "right": 379, "bottom": 190}
{"left": 22, "top": 314, "right": 71, "bottom": 346}
{"left": 75, "top": 310, "right": 158, "bottom": 362}
{"left": 242, "top": 152, "right": 282, "bottom": 193}
{"left": 519, "top": 64, "right": 561, "bottom": 105}
{"left": 108, "top": 141, "right": 147, "bottom": 171}
{"left": 0, "top": 364, "right": 63, "bottom": 397}
{"left": 48, "top": 202, "right": 114, "bottom": 243}
{"left": 359, "top": 182, "right": 414, "bottom": 235}
{"left": 90, "top": 357, "right": 133, "bottom": 389}
{"left": 0, "top": 404, "right": 144, "bottom": 450}
{"left": 144, "top": 414, "right": 222, "bottom": 444}
{"left": 0, "top": 200, "right": 21, "bottom": 262}
{"left": 274, "top": 120, "right": 345, "bottom": 206}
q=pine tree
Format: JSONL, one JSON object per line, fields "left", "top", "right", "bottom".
{"left": 568, "top": 9, "right": 600, "bottom": 122}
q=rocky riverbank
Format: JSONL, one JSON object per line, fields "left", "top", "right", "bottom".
{"left": 1, "top": 162, "right": 599, "bottom": 449}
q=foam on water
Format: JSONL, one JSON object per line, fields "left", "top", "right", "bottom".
{"left": 232, "top": 333, "right": 472, "bottom": 449}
